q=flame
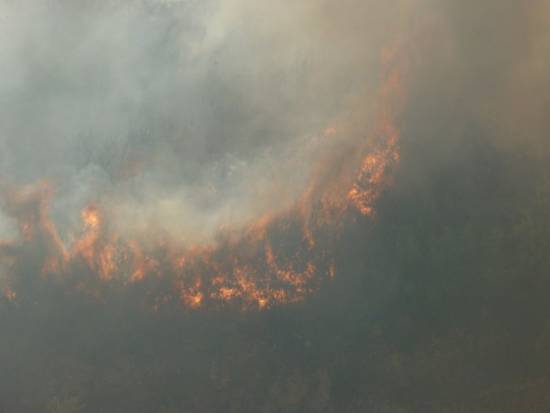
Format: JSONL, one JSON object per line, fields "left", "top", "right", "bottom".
{"left": 179, "top": 278, "right": 204, "bottom": 309}
{"left": 81, "top": 205, "right": 100, "bottom": 229}
{"left": 348, "top": 41, "right": 406, "bottom": 216}
{"left": 2, "top": 286, "right": 16, "bottom": 302}
{"left": 0, "top": 42, "right": 407, "bottom": 311}
{"left": 70, "top": 205, "right": 119, "bottom": 280}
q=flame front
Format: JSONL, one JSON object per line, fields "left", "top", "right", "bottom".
{"left": 0, "top": 43, "right": 407, "bottom": 311}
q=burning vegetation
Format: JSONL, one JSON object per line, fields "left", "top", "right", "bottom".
{"left": 0, "top": 45, "right": 406, "bottom": 312}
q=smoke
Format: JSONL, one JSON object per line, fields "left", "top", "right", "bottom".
{"left": 0, "top": 0, "right": 416, "bottom": 244}
{"left": 2, "top": 0, "right": 547, "bottom": 305}
{"left": 1, "top": 1, "right": 550, "bottom": 411}
{"left": 406, "top": 0, "right": 550, "bottom": 154}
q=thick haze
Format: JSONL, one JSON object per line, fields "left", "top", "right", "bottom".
{"left": 413, "top": 0, "right": 550, "bottom": 149}
{"left": 0, "top": 0, "right": 420, "bottom": 244}
{"left": 1, "top": 1, "right": 550, "bottom": 412}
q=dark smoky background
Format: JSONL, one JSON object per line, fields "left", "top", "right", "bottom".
{"left": 1, "top": 0, "right": 550, "bottom": 412}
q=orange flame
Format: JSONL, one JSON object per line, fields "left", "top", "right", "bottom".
{"left": 0, "top": 42, "right": 408, "bottom": 311}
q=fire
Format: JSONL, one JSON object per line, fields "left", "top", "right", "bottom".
{"left": 0, "top": 42, "right": 407, "bottom": 311}
{"left": 347, "top": 41, "right": 406, "bottom": 217}
{"left": 180, "top": 278, "right": 204, "bottom": 309}
{"left": 81, "top": 205, "right": 100, "bottom": 229}
{"left": 3, "top": 286, "right": 16, "bottom": 302}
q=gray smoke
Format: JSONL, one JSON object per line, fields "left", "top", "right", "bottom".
{"left": 0, "top": 0, "right": 418, "bottom": 243}
{"left": 2, "top": 0, "right": 547, "bottom": 244}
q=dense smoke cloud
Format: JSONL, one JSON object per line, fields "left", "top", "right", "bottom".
{"left": 1, "top": 0, "right": 548, "bottom": 276}
{"left": 0, "top": 0, "right": 417, "bottom": 243}
{"left": 409, "top": 0, "right": 550, "bottom": 151}
{"left": 2, "top": 1, "right": 550, "bottom": 412}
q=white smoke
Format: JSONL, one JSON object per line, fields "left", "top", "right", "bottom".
{"left": 0, "top": 0, "right": 416, "bottom": 243}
